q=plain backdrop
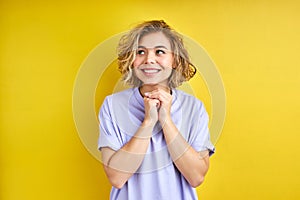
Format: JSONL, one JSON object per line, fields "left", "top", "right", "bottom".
{"left": 1, "top": 0, "right": 300, "bottom": 199}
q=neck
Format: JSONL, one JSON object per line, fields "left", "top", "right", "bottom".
{"left": 139, "top": 84, "right": 171, "bottom": 96}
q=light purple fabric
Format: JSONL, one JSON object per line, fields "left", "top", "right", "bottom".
{"left": 98, "top": 87, "right": 215, "bottom": 200}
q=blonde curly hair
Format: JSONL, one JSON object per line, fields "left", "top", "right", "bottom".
{"left": 117, "top": 20, "right": 196, "bottom": 88}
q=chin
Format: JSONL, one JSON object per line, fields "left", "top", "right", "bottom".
{"left": 142, "top": 81, "right": 163, "bottom": 85}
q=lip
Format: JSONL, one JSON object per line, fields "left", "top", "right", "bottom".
{"left": 140, "top": 68, "right": 161, "bottom": 75}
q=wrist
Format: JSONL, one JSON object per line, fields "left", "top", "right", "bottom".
{"left": 159, "top": 116, "right": 173, "bottom": 127}
{"left": 142, "top": 118, "right": 156, "bottom": 128}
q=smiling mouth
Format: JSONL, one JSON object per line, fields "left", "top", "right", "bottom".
{"left": 141, "top": 69, "right": 161, "bottom": 74}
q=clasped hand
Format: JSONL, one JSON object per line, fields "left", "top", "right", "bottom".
{"left": 143, "top": 89, "right": 172, "bottom": 126}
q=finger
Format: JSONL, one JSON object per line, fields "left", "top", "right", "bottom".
{"left": 144, "top": 97, "right": 160, "bottom": 107}
{"left": 145, "top": 91, "right": 166, "bottom": 100}
{"left": 149, "top": 99, "right": 160, "bottom": 107}
{"left": 147, "top": 92, "right": 171, "bottom": 105}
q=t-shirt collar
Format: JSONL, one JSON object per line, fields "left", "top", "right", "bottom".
{"left": 133, "top": 87, "right": 176, "bottom": 107}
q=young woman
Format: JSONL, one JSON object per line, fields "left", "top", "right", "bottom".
{"left": 98, "top": 20, "right": 215, "bottom": 200}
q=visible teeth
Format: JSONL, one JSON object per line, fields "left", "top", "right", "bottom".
{"left": 143, "top": 69, "right": 159, "bottom": 73}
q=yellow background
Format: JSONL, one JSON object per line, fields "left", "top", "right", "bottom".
{"left": 1, "top": 0, "right": 300, "bottom": 199}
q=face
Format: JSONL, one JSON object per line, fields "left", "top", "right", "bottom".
{"left": 133, "top": 32, "right": 174, "bottom": 86}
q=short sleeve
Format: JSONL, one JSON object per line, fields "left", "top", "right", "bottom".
{"left": 98, "top": 97, "right": 123, "bottom": 151}
{"left": 190, "top": 101, "right": 215, "bottom": 156}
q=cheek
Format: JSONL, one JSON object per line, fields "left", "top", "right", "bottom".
{"left": 133, "top": 56, "right": 144, "bottom": 67}
{"left": 160, "top": 57, "right": 174, "bottom": 68}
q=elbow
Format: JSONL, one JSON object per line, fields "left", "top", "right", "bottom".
{"left": 103, "top": 165, "right": 128, "bottom": 189}
{"left": 108, "top": 176, "right": 126, "bottom": 189}
{"left": 111, "top": 182, "right": 125, "bottom": 189}
{"left": 189, "top": 175, "right": 205, "bottom": 188}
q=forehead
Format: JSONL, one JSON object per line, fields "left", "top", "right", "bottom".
{"left": 138, "top": 32, "right": 171, "bottom": 49}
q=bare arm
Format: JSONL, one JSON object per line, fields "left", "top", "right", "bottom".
{"left": 162, "top": 119, "right": 210, "bottom": 188}
{"left": 146, "top": 89, "right": 210, "bottom": 188}
{"left": 101, "top": 97, "right": 159, "bottom": 189}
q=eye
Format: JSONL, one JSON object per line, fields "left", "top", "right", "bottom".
{"left": 137, "top": 49, "right": 145, "bottom": 55}
{"left": 156, "top": 49, "right": 166, "bottom": 55}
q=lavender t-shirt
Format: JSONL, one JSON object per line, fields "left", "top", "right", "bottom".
{"left": 98, "top": 87, "right": 215, "bottom": 200}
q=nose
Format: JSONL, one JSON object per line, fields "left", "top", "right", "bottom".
{"left": 145, "top": 51, "right": 156, "bottom": 64}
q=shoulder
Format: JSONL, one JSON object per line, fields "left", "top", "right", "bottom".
{"left": 173, "top": 89, "right": 208, "bottom": 118}
{"left": 174, "top": 89, "right": 204, "bottom": 108}
{"left": 105, "top": 88, "right": 134, "bottom": 100}
{"left": 102, "top": 88, "right": 135, "bottom": 106}
{"left": 100, "top": 88, "right": 135, "bottom": 112}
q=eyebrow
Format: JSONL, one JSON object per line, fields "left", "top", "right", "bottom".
{"left": 138, "top": 45, "right": 169, "bottom": 50}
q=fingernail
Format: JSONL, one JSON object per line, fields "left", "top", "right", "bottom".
{"left": 144, "top": 92, "right": 149, "bottom": 96}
